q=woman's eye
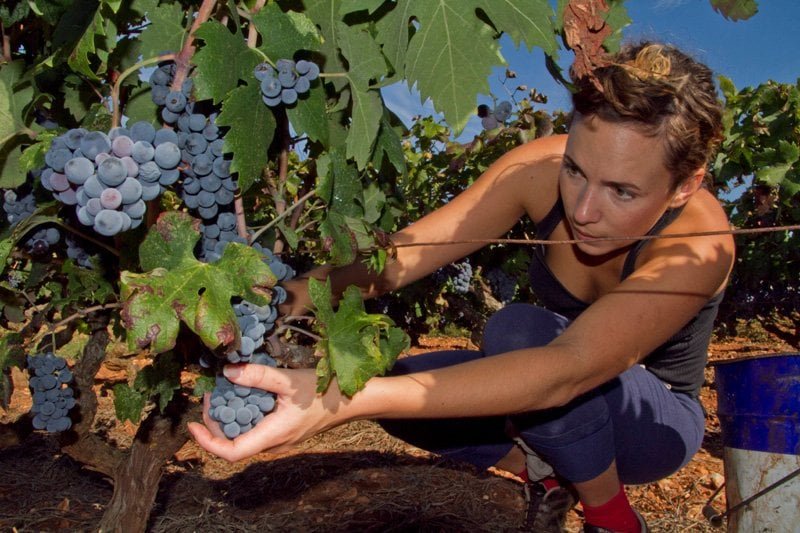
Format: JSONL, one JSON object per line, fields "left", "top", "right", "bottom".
{"left": 614, "top": 187, "right": 633, "bottom": 199}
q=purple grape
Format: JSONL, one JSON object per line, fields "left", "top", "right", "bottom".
{"left": 79, "top": 131, "right": 111, "bottom": 161}
{"left": 94, "top": 209, "right": 124, "bottom": 236}
{"left": 154, "top": 142, "right": 181, "bottom": 169}
{"left": 97, "top": 157, "right": 127, "bottom": 186}
{"left": 130, "top": 121, "right": 156, "bottom": 143}
{"left": 165, "top": 91, "right": 187, "bottom": 113}
{"left": 100, "top": 188, "right": 123, "bottom": 210}
{"left": 131, "top": 141, "right": 155, "bottom": 163}
{"left": 281, "top": 88, "right": 298, "bottom": 105}
{"left": 111, "top": 135, "right": 134, "bottom": 157}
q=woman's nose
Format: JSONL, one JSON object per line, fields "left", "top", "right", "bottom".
{"left": 573, "top": 186, "right": 601, "bottom": 225}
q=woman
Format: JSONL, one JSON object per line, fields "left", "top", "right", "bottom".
{"left": 189, "top": 42, "right": 735, "bottom": 533}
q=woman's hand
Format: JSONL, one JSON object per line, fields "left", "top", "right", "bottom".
{"left": 187, "top": 364, "right": 351, "bottom": 462}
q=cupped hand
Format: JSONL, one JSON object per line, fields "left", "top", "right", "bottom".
{"left": 187, "top": 364, "right": 350, "bottom": 462}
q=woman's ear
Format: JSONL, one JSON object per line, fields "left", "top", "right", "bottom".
{"left": 669, "top": 168, "right": 705, "bottom": 208}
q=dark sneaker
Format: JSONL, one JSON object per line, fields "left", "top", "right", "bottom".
{"left": 583, "top": 510, "right": 649, "bottom": 533}
{"left": 521, "top": 480, "right": 576, "bottom": 532}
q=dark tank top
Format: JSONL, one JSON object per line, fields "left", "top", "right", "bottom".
{"left": 528, "top": 198, "right": 723, "bottom": 398}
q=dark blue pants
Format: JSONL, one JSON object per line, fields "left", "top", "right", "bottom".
{"left": 379, "top": 304, "right": 705, "bottom": 484}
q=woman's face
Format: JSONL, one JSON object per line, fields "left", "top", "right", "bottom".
{"left": 559, "top": 113, "right": 687, "bottom": 257}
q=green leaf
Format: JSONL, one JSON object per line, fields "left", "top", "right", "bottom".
{"left": 0, "top": 2, "right": 31, "bottom": 27}
{"left": 347, "top": 88, "right": 383, "bottom": 168}
{"left": 0, "top": 138, "right": 26, "bottom": 189}
{"left": 362, "top": 182, "right": 386, "bottom": 224}
{"left": 120, "top": 212, "right": 277, "bottom": 353}
{"left": 253, "top": 3, "right": 322, "bottom": 61}
{"left": 67, "top": 1, "right": 120, "bottom": 80}
{"left": 373, "top": 0, "right": 415, "bottom": 78}
{"left": 718, "top": 75, "right": 737, "bottom": 101}
{"left": 336, "top": 21, "right": 386, "bottom": 167}
{"left": 60, "top": 259, "right": 115, "bottom": 306}
{"left": 756, "top": 163, "right": 792, "bottom": 186}
{"left": 405, "top": 0, "right": 504, "bottom": 136}
{"left": 193, "top": 374, "right": 215, "bottom": 396}
{"left": 133, "top": 352, "right": 182, "bottom": 413}
{"left": 340, "top": 0, "right": 386, "bottom": 15}
{"left": 0, "top": 61, "right": 34, "bottom": 145}
{"left": 304, "top": 0, "right": 351, "bottom": 92}
{"left": 286, "top": 83, "right": 330, "bottom": 147}
{"left": 193, "top": 21, "right": 262, "bottom": 104}
{"left": 215, "top": 81, "right": 276, "bottom": 193}
{"left": 371, "top": 116, "right": 406, "bottom": 174}
{"left": 138, "top": 211, "right": 202, "bottom": 271}
{"left": 19, "top": 132, "right": 56, "bottom": 173}
{"left": 114, "top": 383, "right": 147, "bottom": 423}
{"left": 470, "top": 0, "right": 556, "bottom": 55}
{"left": 136, "top": 0, "right": 186, "bottom": 58}
{"left": 122, "top": 82, "right": 160, "bottom": 124}
{"left": 709, "top": 0, "right": 758, "bottom": 21}
{"left": 601, "top": 1, "right": 631, "bottom": 52}
{"left": 319, "top": 211, "right": 359, "bottom": 265}
{"left": 0, "top": 238, "right": 11, "bottom": 276}
{"left": 309, "top": 279, "right": 408, "bottom": 397}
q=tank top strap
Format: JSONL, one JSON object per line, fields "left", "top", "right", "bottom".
{"left": 621, "top": 204, "right": 686, "bottom": 280}
{"left": 535, "top": 196, "right": 565, "bottom": 239}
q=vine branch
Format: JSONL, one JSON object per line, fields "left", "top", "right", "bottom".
{"left": 250, "top": 189, "right": 316, "bottom": 242}
{"left": 29, "top": 303, "right": 123, "bottom": 348}
{"left": 111, "top": 53, "right": 176, "bottom": 128}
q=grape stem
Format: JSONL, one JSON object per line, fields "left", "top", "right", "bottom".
{"left": 250, "top": 189, "right": 316, "bottom": 242}
{"left": 111, "top": 53, "right": 177, "bottom": 128}
{"left": 170, "top": 0, "right": 218, "bottom": 92}
{"left": 29, "top": 303, "right": 122, "bottom": 348}
{"left": 273, "top": 324, "right": 321, "bottom": 342}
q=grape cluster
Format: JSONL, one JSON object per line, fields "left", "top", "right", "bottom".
{"left": 2, "top": 189, "right": 36, "bottom": 226}
{"left": 478, "top": 100, "right": 513, "bottom": 130}
{"left": 208, "top": 353, "right": 278, "bottom": 439}
{"left": 486, "top": 268, "right": 517, "bottom": 304}
{"left": 27, "top": 352, "right": 76, "bottom": 433}
{"left": 65, "top": 236, "right": 95, "bottom": 269}
{"left": 41, "top": 123, "right": 180, "bottom": 236}
{"left": 2, "top": 189, "right": 62, "bottom": 255}
{"left": 449, "top": 260, "right": 473, "bottom": 294}
{"left": 147, "top": 62, "right": 194, "bottom": 123}
{"left": 149, "top": 68, "right": 236, "bottom": 220}
{"left": 255, "top": 59, "right": 319, "bottom": 107}
{"left": 25, "top": 227, "right": 61, "bottom": 256}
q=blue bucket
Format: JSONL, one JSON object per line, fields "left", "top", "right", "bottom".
{"left": 714, "top": 352, "right": 800, "bottom": 531}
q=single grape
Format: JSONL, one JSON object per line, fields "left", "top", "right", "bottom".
{"left": 151, "top": 84, "right": 169, "bottom": 106}
{"left": 94, "top": 209, "right": 124, "bottom": 236}
{"left": 64, "top": 128, "right": 88, "bottom": 150}
{"left": 161, "top": 107, "right": 180, "bottom": 124}
{"left": 86, "top": 197, "right": 103, "bottom": 216}
{"left": 118, "top": 177, "right": 143, "bottom": 204}
{"left": 64, "top": 157, "right": 94, "bottom": 185}
{"left": 141, "top": 183, "right": 162, "bottom": 202}
{"left": 131, "top": 141, "right": 155, "bottom": 164}
{"left": 185, "top": 133, "right": 208, "bottom": 156}
{"left": 97, "top": 157, "right": 127, "bottom": 187}
{"left": 281, "top": 88, "right": 298, "bottom": 105}
{"left": 159, "top": 168, "right": 180, "bottom": 186}
{"left": 188, "top": 113, "right": 207, "bottom": 132}
{"left": 138, "top": 161, "right": 162, "bottom": 183}
{"left": 199, "top": 173, "right": 221, "bottom": 192}
{"left": 254, "top": 62, "right": 274, "bottom": 81}
{"left": 79, "top": 131, "right": 111, "bottom": 161}
{"left": 111, "top": 135, "right": 134, "bottom": 158}
{"left": 123, "top": 199, "right": 146, "bottom": 219}
{"left": 192, "top": 154, "right": 213, "bottom": 176}
{"left": 154, "top": 142, "right": 181, "bottom": 169}
{"left": 49, "top": 172, "right": 71, "bottom": 192}
{"left": 164, "top": 91, "right": 187, "bottom": 113}
{"left": 100, "top": 188, "right": 123, "bottom": 210}
{"left": 83, "top": 175, "right": 104, "bottom": 198}
{"left": 294, "top": 76, "right": 311, "bottom": 94}
{"left": 46, "top": 148, "right": 73, "bottom": 172}
{"left": 153, "top": 128, "right": 179, "bottom": 146}
{"left": 130, "top": 121, "right": 156, "bottom": 143}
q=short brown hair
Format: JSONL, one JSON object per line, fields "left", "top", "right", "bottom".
{"left": 571, "top": 42, "right": 724, "bottom": 187}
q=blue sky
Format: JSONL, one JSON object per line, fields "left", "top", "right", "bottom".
{"left": 383, "top": 0, "right": 800, "bottom": 139}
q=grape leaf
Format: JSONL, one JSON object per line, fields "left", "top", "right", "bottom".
{"left": 303, "top": 0, "right": 350, "bottom": 92}
{"left": 372, "top": 0, "right": 414, "bottom": 80}
{"left": 122, "top": 82, "right": 159, "bottom": 125}
{"left": 120, "top": 212, "right": 277, "bottom": 354}
{"left": 68, "top": 1, "right": 119, "bottom": 80}
{"left": 710, "top": 0, "right": 758, "bottom": 21}
{"left": 286, "top": 82, "right": 330, "bottom": 147}
{"left": 253, "top": 3, "right": 321, "bottom": 61}
{"left": 309, "top": 278, "right": 409, "bottom": 397}
{"left": 133, "top": 352, "right": 182, "bottom": 413}
{"left": 59, "top": 259, "right": 115, "bottom": 306}
{"left": 0, "top": 138, "right": 26, "bottom": 189}
{"left": 371, "top": 116, "right": 406, "bottom": 174}
{"left": 193, "top": 21, "right": 261, "bottom": 104}
{"left": 340, "top": 0, "right": 386, "bottom": 15}
{"left": 215, "top": 81, "right": 276, "bottom": 193}
{"left": 113, "top": 383, "right": 146, "bottom": 423}
{"left": 468, "top": 0, "right": 556, "bottom": 54}
{"left": 135, "top": 0, "right": 186, "bottom": 59}
{"left": 317, "top": 148, "right": 365, "bottom": 218}
{"left": 336, "top": 21, "right": 386, "bottom": 167}
{"left": 405, "top": 0, "right": 504, "bottom": 136}
{"left": 0, "top": 61, "right": 33, "bottom": 146}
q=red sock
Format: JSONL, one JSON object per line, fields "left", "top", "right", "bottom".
{"left": 517, "top": 469, "right": 561, "bottom": 491}
{"left": 582, "top": 485, "right": 641, "bottom": 533}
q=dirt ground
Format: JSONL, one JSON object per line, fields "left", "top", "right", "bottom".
{"left": 0, "top": 333, "right": 797, "bottom": 532}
